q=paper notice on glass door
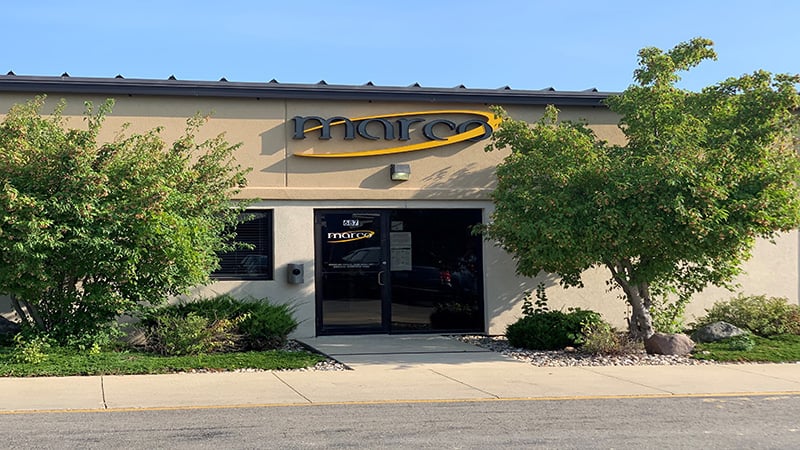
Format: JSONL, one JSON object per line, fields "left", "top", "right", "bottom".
{"left": 390, "top": 232, "right": 412, "bottom": 271}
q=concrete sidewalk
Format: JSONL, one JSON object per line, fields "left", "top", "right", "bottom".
{"left": 2, "top": 335, "right": 800, "bottom": 413}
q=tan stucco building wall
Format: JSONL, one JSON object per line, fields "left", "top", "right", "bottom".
{"left": 0, "top": 79, "right": 797, "bottom": 337}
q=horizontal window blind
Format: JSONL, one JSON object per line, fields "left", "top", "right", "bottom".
{"left": 212, "top": 210, "right": 274, "bottom": 280}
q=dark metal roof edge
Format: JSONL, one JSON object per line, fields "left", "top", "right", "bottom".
{"left": 0, "top": 75, "right": 616, "bottom": 106}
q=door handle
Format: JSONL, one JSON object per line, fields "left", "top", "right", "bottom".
{"left": 378, "top": 271, "right": 385, "bottom": 286}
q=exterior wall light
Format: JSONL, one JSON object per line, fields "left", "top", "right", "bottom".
{"left": 390, "top": 164, "right": 411, "bottom": 181}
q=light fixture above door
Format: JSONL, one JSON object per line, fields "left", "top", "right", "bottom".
{"left": 390, "top": 164, "right": 410, "bottom": 181}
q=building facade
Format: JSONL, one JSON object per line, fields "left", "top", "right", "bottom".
{"left": 0, "top": 74, "right": 797, "bottom": 337}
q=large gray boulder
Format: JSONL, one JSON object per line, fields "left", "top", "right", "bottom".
{"left": 122, "top": 327, "right": 148, "bottom": 347}
{"left": 0, "top": 316, "right": 21, "bottom": 336}
{"left": 691, "top": 321, "right": 747, "bottom": 343}
{"left": 645, "top": 332, "right": 695, "bottom": 355}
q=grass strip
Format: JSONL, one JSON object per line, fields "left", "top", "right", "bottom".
{"left": 0, "top": 347, "right": 326, "bottom": 377}
{"left": 693, "top": 334, "right": 800, "bottom": 363}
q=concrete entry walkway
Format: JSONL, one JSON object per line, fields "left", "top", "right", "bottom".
{"left": 297, "top": 334, "right": 519, "bottom": 367}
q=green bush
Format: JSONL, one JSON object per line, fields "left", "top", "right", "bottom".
{"left": 237, "top": 301, "right": 298, "bottom": 350}
{"left": 722, "top": 333, "right": 756, "bottom": 351}
{"left": 147, "top": 313, "right": 213, "bottom": 356}
{"left": 578, "top": 321, "right": 641, "bottom": 355}
{"left": 155, "top": 295, "right": 245, "bottom": 321}
{"left": 506, "top": 311, "right": 570, "bottom": 350}
{"left": 145, "top": 313, "right": 243, "bottom": 356}
{"left": 693, "top": 294, "right": 800, "bottom": 337}
{"left": 506, "top": 308, "right": 602, "bottom": 351}
{"left": 139, "top": 295, "right": 297, "bottom": 355}
{"left": 12, "top": 333, "right": 52, "bottom": 364}
{"left": 0, "top": 98, "right": 249, "bottom": 348}
{"left": 507, "top": 283, "right": 604, "bottom": 351}
{"left": 650, "top": 292, "right": 690, "bottom": 334}
{"left": 564, "top": 308, "right": 603, "bottom": 339}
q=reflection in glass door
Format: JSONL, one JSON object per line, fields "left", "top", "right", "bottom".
{"left": 389, "top": 209, "right": 483, "bottom": 332}
{"left": 316, "top": 211, "right": 387, "bottom": 333}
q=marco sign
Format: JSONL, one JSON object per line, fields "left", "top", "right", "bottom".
{"left": 327, "top": 230, "right": 375, "bottom": 243}
{"left": 292, "top": 110, "right": 500, "bottom": 158}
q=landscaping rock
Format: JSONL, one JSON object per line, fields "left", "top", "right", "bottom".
{"left": 0, "top": 316, "right": 20, "bottom": 336}
{"left": 645, "top": 332, "right": 695, "bottom": 355}
{"left": 122, "top": 328, "right": 148, "bottom": 347}
{"left": 691, "top": 321, "right": 747, "bottom": 343}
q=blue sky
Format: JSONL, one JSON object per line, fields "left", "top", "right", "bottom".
{"left": 2, "top": 0, "right": 798, "bottom": 92}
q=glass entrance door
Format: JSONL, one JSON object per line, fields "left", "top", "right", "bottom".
{"left": 316, "top": 211, "right": 388, "bottom": 333}
{"left": 315, "top": 209, "right": 484, "bottom": 335}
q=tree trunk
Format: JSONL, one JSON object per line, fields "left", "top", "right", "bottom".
{"left": 25, "top": 299, "right": 46, "bottom": 331}
{"left": 625, "top": 283, "right": 655, "bottom": 340}
{"left": 605, "top": 261, "right": 656, "bottom": 341}
{"left": 9, "top": 294, "right": 30, "bottom": 327}
{"left": 15, "top": 296, "right": 46, "bottom": 331}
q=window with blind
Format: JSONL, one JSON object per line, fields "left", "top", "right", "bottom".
{"left": 212, "top": 209, "right": 274, "bottom": 280}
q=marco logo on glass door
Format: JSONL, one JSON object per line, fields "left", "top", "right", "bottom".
{"left": 327, "top": 230, "right": 376, "bottom": 243}
{"left": 292, "top": 110, "right": 500, "bottom": 158}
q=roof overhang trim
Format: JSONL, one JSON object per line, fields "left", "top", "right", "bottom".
{"left": 0, "top": 75, "right": 614, "bottom": 107}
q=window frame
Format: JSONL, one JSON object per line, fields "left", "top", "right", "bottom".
{"left": 211, "top": 208, "right": 275, "bottom": 281}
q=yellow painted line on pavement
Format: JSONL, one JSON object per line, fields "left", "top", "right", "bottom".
{"left": 3, "top": 391, "right": 800, "bottom": 415}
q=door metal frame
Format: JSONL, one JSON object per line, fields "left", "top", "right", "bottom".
{"left": 314, "top": 209, "right": 390, "bottom": 335}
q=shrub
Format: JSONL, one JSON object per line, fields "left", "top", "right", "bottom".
{"left": 0, "top": 98, "right": 250, "bottom": 347}
{"left": 12, "top": 333, "right": 52, "bottom": 364}
{"left": 693, "top": 294, "right": 800, "bottom": 337}
{"left": 138, "top": 295, "right": 297, "bottom": 355}
{"left": 506, "top": 311, "right": 572, "bottom": 350}
{"left": 507, "top": 284, "right": 604, "bottom": 351}
{"left": 65, "top": 325, "right": 124, "bottom": 354}
{"left": 157, "top": 295, "right": 245, "bottom": 321}
{"left": 521, "top": 283, "right": 550, "bottom": 316}
{"left": 237, "top": 301, "right": 298, "bottom": 350}
{"left": 506, "top": 308, "right": 602, "bottom": 351}
{"left": 145, "top": 313, "right": 243, "bottom": 356}
{"left": 650, "top": 292, "right": 691, "bottom": 334}
{"left": 722, "top": 333, "right": 756, "bottom": 351}
{"left": 578, "top": 321, "right": 641, "bottom": 355}
{"left": 146, "top": 313, "right": 213, "bottom": 356}
{"left": 564, "top": 308, "right": 603, "bottom": 339}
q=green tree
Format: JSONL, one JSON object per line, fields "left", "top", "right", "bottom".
{"left": 483, "top": 38, "right": 800, "bottom": 341}
{"left": 0, "top": 97, "right": 250, "bottom": 345}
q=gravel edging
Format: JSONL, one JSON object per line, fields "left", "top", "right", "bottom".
{"left": 452, "top": 335, "right": 718, "bottom": 367}
{"left": 280, "top": 340, "right": 349, "bottom": 371}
